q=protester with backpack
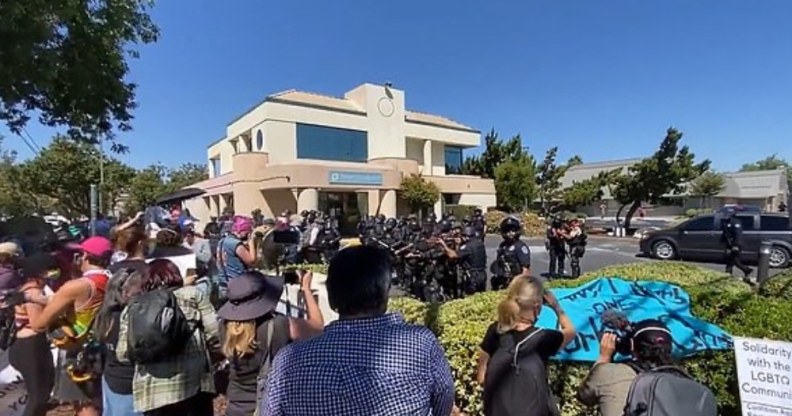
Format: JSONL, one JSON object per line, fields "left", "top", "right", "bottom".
{"left": 94, "top": 224, "right": 149, "bottom": 416}
{"left": 116, "top": 258, "right": 220, "bottom": 416}
{"left": 477, "top": 275, "right": 576, "bottom": 416}
{"left": 577, "top": 319, "right": 717, "bottom": 416}
{"left": 218, "top": 269, "right": 324, "bottom": 416}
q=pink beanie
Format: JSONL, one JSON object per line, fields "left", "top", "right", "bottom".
{"left": 231, "top": 216, "right": 254, "bottom": 234}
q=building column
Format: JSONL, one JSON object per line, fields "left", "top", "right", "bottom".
{"left": 423, "top": 139, "right": 433, "bottom": 175}
{"left": 297, "top": 188, "right": 319, "bottom": 213}
{"left": 380, "top": 190, "right": 397, "bottom": 218}
{"left": 433, "top": 197, "right": 443, "bottom": 218}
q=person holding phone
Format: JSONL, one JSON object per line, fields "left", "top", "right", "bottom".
{"left": 477, "top": 276, "right": 576, "bottom": 416}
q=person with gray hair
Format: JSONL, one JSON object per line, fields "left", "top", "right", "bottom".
{"left": 263, "top": 245, "right": 456, "bottom": 416}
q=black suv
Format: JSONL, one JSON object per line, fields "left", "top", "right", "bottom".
{"left": 639, "top": 213, "right": 792, "bottom": 268}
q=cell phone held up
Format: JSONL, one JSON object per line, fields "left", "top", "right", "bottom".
{"left": 282, "top": 269, "right": 301, "bottom": 285}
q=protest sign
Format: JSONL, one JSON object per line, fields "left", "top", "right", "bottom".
{"left": 535, "top": 277, "right": 732, "bottom": 362}
{"left": 734, "top": 337, "right": 792, "bottom": 416}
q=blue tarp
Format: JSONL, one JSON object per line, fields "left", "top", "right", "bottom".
{"left": 535, "top": 277, "right": 733, "bottom": 362}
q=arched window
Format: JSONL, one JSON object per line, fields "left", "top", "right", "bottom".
{"left": 256, "top": 130, "right": 265, "bottom": 151}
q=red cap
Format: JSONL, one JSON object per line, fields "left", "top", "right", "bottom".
{"left": 78, "top": 236, "right": 113, "bottom": 257}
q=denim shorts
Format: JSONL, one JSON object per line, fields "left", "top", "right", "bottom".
{"left": 102, "top": 377, "right": 141, "bottom": 416}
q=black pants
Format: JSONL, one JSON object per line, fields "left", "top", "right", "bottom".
{"left": 9, "top": 333, "right": 55, "bottom": 416}
{"left": 548, "top": 244, "right": 566, "bottom": 276}
{"left": 144, "top": 393, "right": 214, "bottom": 416}
{"left": 725, "top": 247, "right": 751, "bottom": 276}
{"left": 569, "top": 245, "right": 585, "bottom": 278}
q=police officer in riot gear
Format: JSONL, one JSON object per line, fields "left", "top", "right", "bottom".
{"left": 564, "top": 218, "right": 587, "bottom": 278}
{"left": 438, "top": 226, "right": 488, "bottom": 295}
{"left": 490, "top": 216, "right": 532, "bottom": 290}
{"left": 546, "top": 215, "right": 567, "bottom": 277}
{"left": 722, "top": 210, "right": 753, "bottom": 278}
{"left": 472, "top": 208, "right": 486, "bottom": 241}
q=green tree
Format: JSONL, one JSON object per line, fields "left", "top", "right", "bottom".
{"left": 566, "top": 155, "right": 583, "bottom": 167}
{"left": 460, "top": 129, "right": 530, "bottom": 179}
{"left": 561, "top": 170, "right": 618, "bottom": 211}
{"left": 495, "top": 155, "right": 537, "bottom": 212}
{"left": 0, "top": 137, "right": 49, "bottom": 216}
{"left": 20, "top": 136, "right": 135, "bottom": 218}
{"left": 689, "top": 171, "right": 726, "bottom": 208}
{"left": 535, "top": 147, "right": 568, "bottom": 214}
{"left": 740, "top": 154, "right": 792, "bottom": 189}
{"left": 168, "top": 162, "right": 209, "bottom": 191}
{"left": 0, "top": 0, "right": 159, "bottom": 150}
{"left": 611, "top": 128, "right": 710, "bottom": 228}
{"left": 400, "top": 174, "right": 440, "bottom": 217}
{"left": 125, "top": 164, "right": 169, "bottom": 213}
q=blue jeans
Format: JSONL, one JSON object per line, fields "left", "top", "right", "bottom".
{"left": 102, "top": 377, "right": 141, "bottom": 416}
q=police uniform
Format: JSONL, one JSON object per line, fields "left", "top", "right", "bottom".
{"left": 490, "top": 217, "right": 531, "bottom": 290}
{"left": 457, "top": 230, "right": 488, "bottom": 294}
{"left": 565, "top": 221, "right": 587, "bottom": 278}
{"left": 722, "top": 214, "right": 752, "bottom": 277}
{"left": 546, "top": 217, "right": 567, "bottom": 277}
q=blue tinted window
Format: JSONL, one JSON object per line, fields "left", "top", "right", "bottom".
{"left": 296, "top": 124, "right": 368, "bottom": 162}
{"left": 445, "top": 146, "right": 463, "bottom": 174}
{"left": 210, "top": 159, "right": 220, "bottom": 177}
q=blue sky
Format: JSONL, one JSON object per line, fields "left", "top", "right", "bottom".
{"left": 4, "top": 0, "right": 791, "bottom": 171}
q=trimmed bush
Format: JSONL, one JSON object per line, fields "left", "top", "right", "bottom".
{"left": 685, "top": 208, "right": 710, "bottom": 218}
{"left": 485, "top": 210, "right": 545, "bottom": 237}
{"left": 761, "top": 269, "right": 792, "bottom": 301}
{"left": 389, "top": 262, "right": 792, "bottom": 416}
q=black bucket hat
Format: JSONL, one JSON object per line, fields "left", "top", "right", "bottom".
{"left": 218, "top": 271, "right": 285, "bottom": 321}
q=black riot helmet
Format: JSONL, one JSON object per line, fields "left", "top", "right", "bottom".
{"left": 438, "top": 220, "right": 452, "bottom": 234}
{"left": 500, "top": 216, "right": 522, "bottom": 237}
{"left": 385, "top": 218, "right": 397, "bottom": 230}
{"left": 409, "top": 217, "right": 422, "bottom": 231}
{"left": 474, "top": 208, "right": 483, "bottom": 216}
{"left": 462, "top": 226, "right": 477, "bottom": 238}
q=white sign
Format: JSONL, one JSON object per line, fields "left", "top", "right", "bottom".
{"left": 734, "top": 336, "right": 792, "bottom": 416}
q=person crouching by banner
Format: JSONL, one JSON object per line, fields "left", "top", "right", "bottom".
{"left": 2, "top": 253, "right": 58, "bottom": 416}
{"left": 30, "top": 236, "right": 113, "bottom": 416}
{"left": 576, "top": 319, "right": 716, "bottom": 416}
{"left": 477, "top": 276, "right": 576, "bottom": 416}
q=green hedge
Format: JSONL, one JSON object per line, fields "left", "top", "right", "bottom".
{"left": 388, "top": 262, "right": 792, "bottom": 416}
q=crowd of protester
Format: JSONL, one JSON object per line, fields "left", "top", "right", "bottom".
{"left": 0, "top": 209, "right": 718, "bottom": 416}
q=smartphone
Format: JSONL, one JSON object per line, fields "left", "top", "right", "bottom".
{"left": 3, "top": 291, "right": 26, "bottom": 306}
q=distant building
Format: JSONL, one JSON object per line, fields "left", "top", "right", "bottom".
{"left": 182, "top": 83, "right": 496, "bottom": 228}
{"left": 560, "top": 159, "right": 789, "bottom": 216}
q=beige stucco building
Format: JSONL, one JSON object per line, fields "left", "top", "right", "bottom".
{"left": 184, "top": 83, "right": 496, "bottom": 229}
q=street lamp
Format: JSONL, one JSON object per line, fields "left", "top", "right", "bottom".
{"left": 97, "top": 141, "right": 104, "bottom": 215}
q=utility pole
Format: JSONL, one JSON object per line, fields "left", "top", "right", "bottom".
{"left": 98, "top": 141, "right": 105, "bottom": 215}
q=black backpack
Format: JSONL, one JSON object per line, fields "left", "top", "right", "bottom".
{"left": 482, "top": 328, "right": 560, "bottom": 416}
{"left": 126, "top": 288, "right": 194, "bottom": 364}
{"left": 0, "top": 305, "right": 16, "bottom": 351}
{"left": 623, "top": 364, "right": 717, "bottom": 416}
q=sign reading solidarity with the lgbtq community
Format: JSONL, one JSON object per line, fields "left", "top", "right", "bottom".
{"left": 734, "top": 337, "right": 792, "bottom": 416}
{"left": 535, "top": 277, "right": 732, "bottom": 362}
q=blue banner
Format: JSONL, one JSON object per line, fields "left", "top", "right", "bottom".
{"left": 328, "top": 171, "right": 383, "bottom": 186}
{"left": 535, "top": 278, "right": 733, "bottom": 362}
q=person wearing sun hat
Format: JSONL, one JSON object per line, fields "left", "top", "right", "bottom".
{"left": 218, "top": 270, "right": 323, "bottom": 416}
{"left": 31, "top": 235, "right": 114, "bottom": 416}
{"left": 0, "top": 241, "right": 22, "bottom": 291}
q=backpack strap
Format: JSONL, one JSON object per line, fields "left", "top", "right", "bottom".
{"left": 511, "top": 328, "right": 543, "bottom": 371}
{"left": 254, "top": 315, "right": 288, "bottom": 416}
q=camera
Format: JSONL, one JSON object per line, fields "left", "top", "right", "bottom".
{"left": 600, "top": 309, "right": 635, "bottom": 356}
{"left": 272, "top": 228, "right": 300, "bottom": 245}
{"left": 282, "top": 269, "right": 304, "bottom": 285}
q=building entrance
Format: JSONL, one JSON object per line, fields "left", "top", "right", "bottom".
{"left": 318, "top": 192, "right": 368, "bottom": 236}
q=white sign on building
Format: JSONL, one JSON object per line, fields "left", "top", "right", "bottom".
{"left": 734, "top": 336, "right": 792, "bottom": 416}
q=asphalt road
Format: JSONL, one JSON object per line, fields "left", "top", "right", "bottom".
{"left": 482, "top": 235, "right": 785, "bottom": 280}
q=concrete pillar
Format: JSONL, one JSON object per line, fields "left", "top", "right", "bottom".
{"left": 297, "top": 188, "right": 319, "bottom": 212}
{"left": 381, "top": 190, "right": 397, "bottom": 218}
{"left": 368, "top": 191, "right": 379, "bottom": 216}
{"left": 433, "top": 198, "right": 443, "bottom": 218}
{"left": 423, "top": 139, "right": 433, "bottom": 175}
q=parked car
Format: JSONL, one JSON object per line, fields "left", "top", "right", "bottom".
{"left": 639, "top": 213, "right": 792, "bottom": 268}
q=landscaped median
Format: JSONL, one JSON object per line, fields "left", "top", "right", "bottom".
{"left": 388, "top": 262, "right": 792, "bottom": 416}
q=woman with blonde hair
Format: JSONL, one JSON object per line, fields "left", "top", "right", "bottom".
{"left": 218, "top": 269, "right": 323, "bottom": 416}
{"left": 477, "top": 276, "right": 576, "bottom": 416}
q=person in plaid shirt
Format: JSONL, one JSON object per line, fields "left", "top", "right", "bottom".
{"left": 116, "top": 258, "right": 220, "bottom": 416}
